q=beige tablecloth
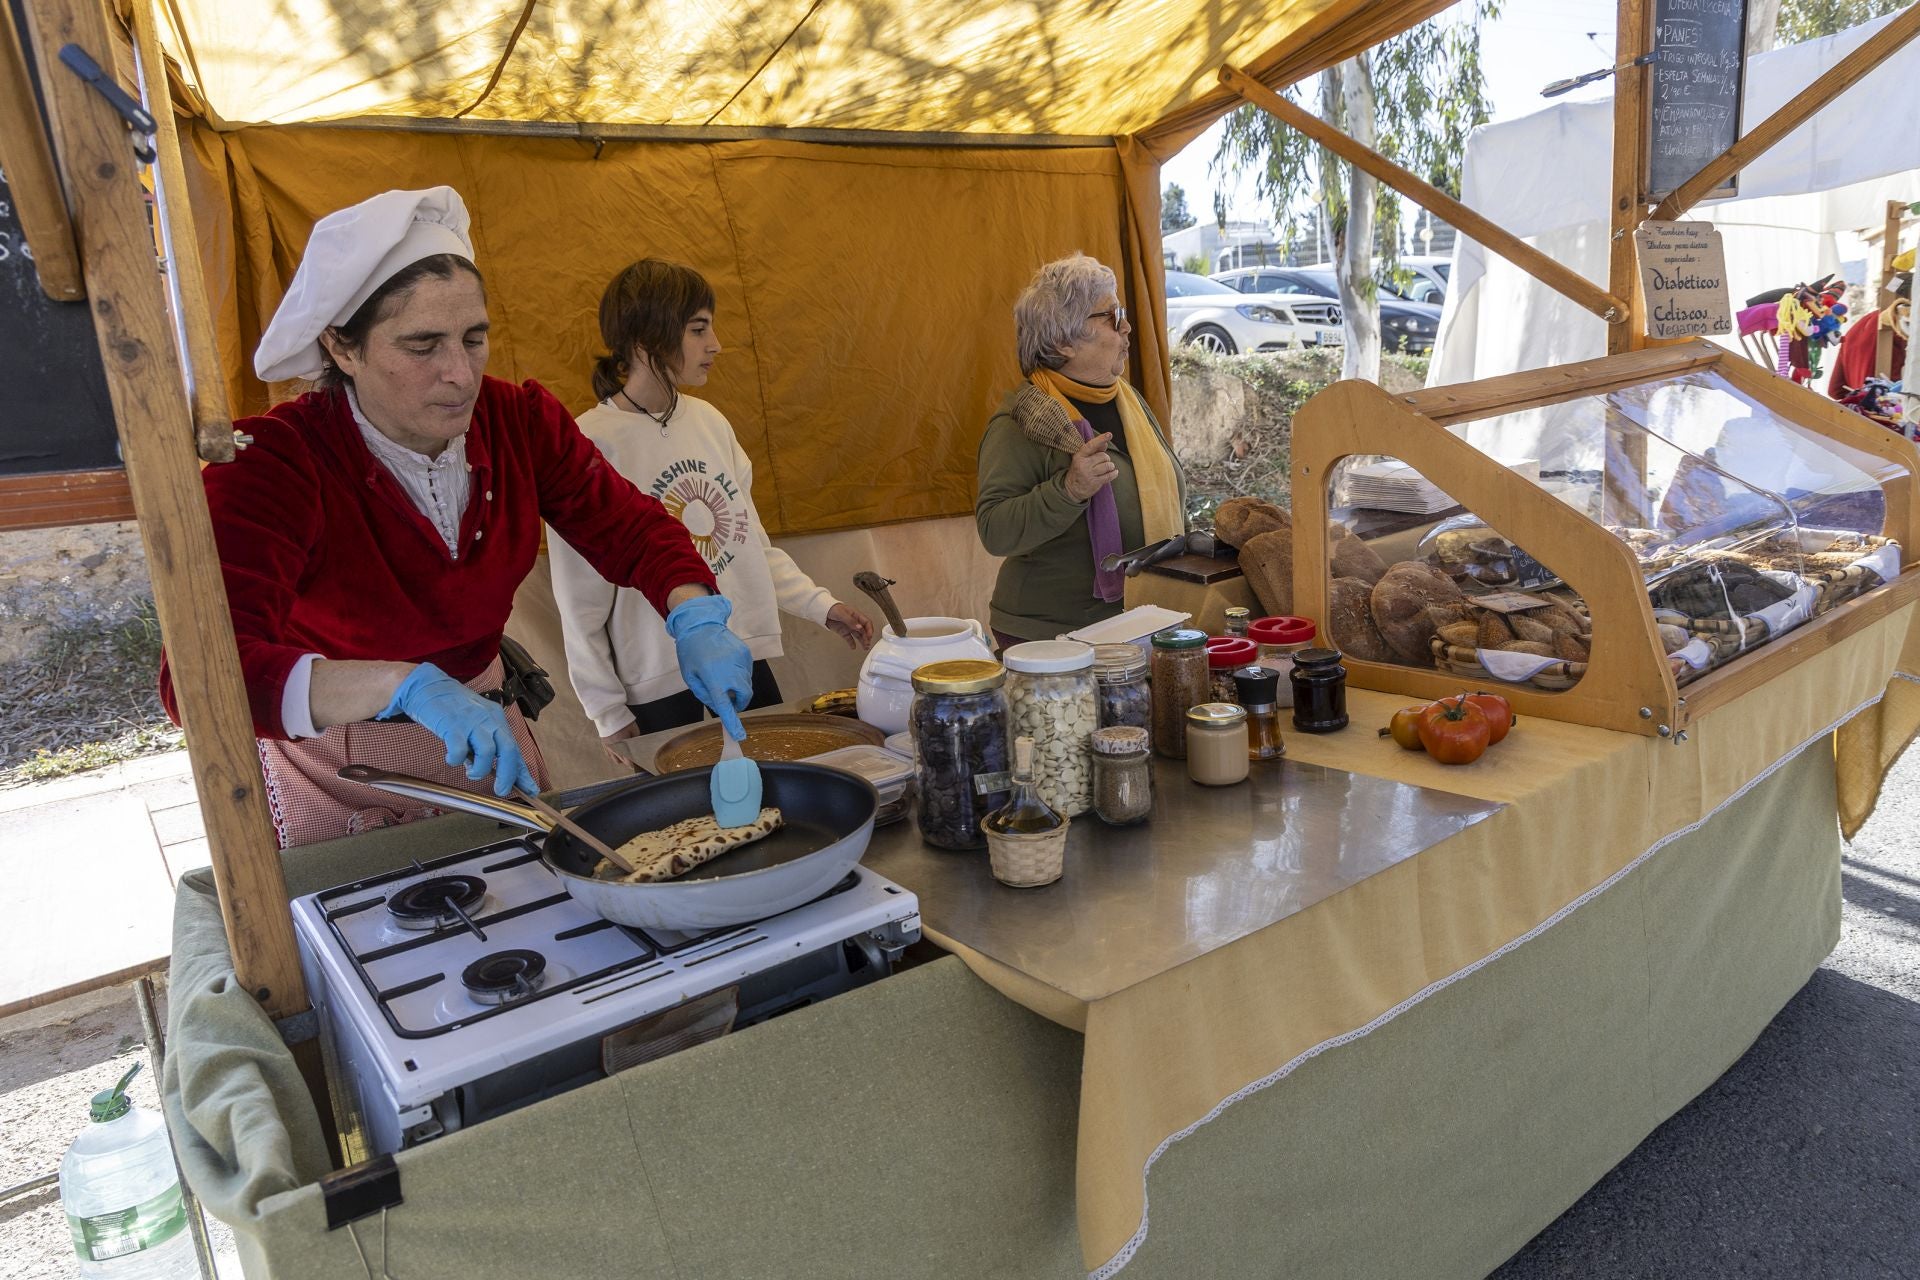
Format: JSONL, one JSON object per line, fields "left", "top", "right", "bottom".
{"left": 929, "top": 605, "right": 1914, "bottom": 1273}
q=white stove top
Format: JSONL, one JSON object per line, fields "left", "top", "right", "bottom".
{"left": 291, "top": 838, "right": 920, "bottom": 1117}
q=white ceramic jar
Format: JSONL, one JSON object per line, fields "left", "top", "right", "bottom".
{"left": 1002, "top": 640, "right": 1098, "bottom": 817}
{"left": 856, "top": 616, "right": 996, "bottom": 734}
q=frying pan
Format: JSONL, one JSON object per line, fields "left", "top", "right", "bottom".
{"left": 338, "top": 763, "right": 879, "bottom": 932}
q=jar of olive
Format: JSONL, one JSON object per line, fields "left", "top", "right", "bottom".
{"left": 909, "top": 659, "right": 1012, "bottom": 850}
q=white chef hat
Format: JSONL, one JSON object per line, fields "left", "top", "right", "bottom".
{"left": 253, "top": 186, "right": 475, "bottom": 383}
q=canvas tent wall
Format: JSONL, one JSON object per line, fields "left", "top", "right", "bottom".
{"left": 131, "top": 0, "right": 1449, "bottom": 781}
{"left": 1432, "top": 10, "right": 1920, "bottom": 462}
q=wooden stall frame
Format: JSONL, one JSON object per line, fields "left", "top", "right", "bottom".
{"left": 1294, "top": 339, "right": 1920, "bottom": 737}
{"left": 0, "top": 468, "right": 136, "bottom": 530}
{"left": 0, "top": 3, "right": 83, "bottom": 300}
{"left": 22, "top": 0, "right": 310, "bottom": 1023}
{"left": 126, "top": 0, "right": 233, "bottom": 463}
{"left": 1218, "top": 63, "right": 1631, "bottom": 326}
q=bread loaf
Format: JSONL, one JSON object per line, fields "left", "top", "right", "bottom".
{"left": 1214, "top": 496, "right": 1291, "bottom": 549}
{"left": 1498, "top": 641, "right": 1555, "bottom": 657}
{"left": 1369, "top": 562, "right": 1465, "bottom": 665}
{"left": 1330, "top": 532, "right": 1390, "bottom": 586}
{"left": 1476, "top": 611, "right": 1515, "bottom": 648}
{"left": 1554, "top": 633, "right": 1590, "bottom": 663}
{"left": 1238, "top": 527, "right": 1294, "bottom": 616}
{"left": 1330, "top": 576, "right": 1395, "bottom": 663}
{"left": 1438, "top": 622, "right": 1481, "bottom": 649}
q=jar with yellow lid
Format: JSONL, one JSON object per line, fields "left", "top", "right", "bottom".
{"left": 909, "top": 659, "right": 1011, "bottom": 850}
{"left": 1185, "top": 703, "right": 1251, "bottom": 786}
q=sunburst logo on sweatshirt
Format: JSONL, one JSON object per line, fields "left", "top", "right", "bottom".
{"left": 660, "top": 475, "right": 744, "bottom": 568}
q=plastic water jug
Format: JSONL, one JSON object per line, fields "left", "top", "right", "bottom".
{"left": 59, "top": 1063, "right": 197, "bottom": 1279}
{"left": 855, "top": 616, "right": 996, "bottom": 734}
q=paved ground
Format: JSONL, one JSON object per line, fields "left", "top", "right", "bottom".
{"left": 0, "top": 745, "right": 1915, "bottom": 1278}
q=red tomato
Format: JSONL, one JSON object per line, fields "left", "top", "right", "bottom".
{"left": 1464, "top": 692, "right": 1515, "bottom": 745}
{"left": 1416, "top": 695, "right": 1491, "bottom": 765}
{"left": 1384, "top": 705, "right": 1430, "bottom": 750}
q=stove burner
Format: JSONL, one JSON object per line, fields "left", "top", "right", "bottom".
{"left": 461, "top": 949, "right": 547, "bottom": 1005}
{"left": 386, "top": 875, "right": 487, "bottom": 931}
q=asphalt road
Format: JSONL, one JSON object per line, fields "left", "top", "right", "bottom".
{"left": 1492, "top": 755, "right": 1920, "bottom": 1280}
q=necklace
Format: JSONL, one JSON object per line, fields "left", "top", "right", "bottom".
{"left": 617, "top": 386, "right": 673, "bottom": 435}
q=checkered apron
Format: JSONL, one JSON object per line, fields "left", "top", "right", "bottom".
{"left": 256, "top": 658, "right": 548, "bottom": 848}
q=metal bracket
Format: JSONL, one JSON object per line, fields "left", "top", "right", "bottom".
{"left": 57, "top": 44, "right": 156, "bottom": 163}
{"left": 275, "top": 1008, "right": 320, "bottom": 1046}
{"left": 320, "top": 1155, "right": 404, "bottom": 1230}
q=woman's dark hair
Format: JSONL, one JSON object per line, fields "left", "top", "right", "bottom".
{"left": 316, "top": 253, "right": 486, "bottom": 391}
{"left": 591, "top": 259, "right": 716, "bottom": 405}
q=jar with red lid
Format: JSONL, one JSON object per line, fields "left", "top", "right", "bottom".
{"left": 1205, "top": 636, "right": 1258, "bottom": 703}
{"left": 1246, "top": 616, "right": 1316, "bottom": 708}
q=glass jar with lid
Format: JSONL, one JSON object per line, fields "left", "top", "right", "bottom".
{"left": 1090, "top": 725, "right": 1153, "bottom": 825}
{"left": 1002, "top": 641, "right": 1097, "bottom": 817}
{"left": 1232, "top": 666, "right": 1285, "bottom": 761}
{"left": 1185, "top": 703, "right": 1251, "bottom": 786}
{"left": 1222, "top": 606, "right": 1251, "bottom": 639}
{"left": 1247, "top": 616, "right": 1316, "bottom": 708}
{"left": 909, "top": 659, "right": 1012, "bottom": 850}
{"left": 1205, "top": 636, "right": 1258, "bottom": 703}
{"left": 1289, "top": 647, "right": 1349, "bottom": 733}
{"left": 1092, "top": 643, "right": 1152, "bottom": 731}
{"left": 1149, "top": 629, "right": 1210, "bottom": 759}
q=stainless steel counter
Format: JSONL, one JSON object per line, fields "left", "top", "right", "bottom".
{"left": 863, "top": 757, "right": 1504, "bottom": 1003}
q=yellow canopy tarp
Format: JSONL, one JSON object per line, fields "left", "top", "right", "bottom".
{"left": 157, "top": 0, "right": 1448, "bottom": 535}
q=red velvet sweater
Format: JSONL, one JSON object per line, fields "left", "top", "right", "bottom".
{"left": 160, "top": 377, "right": 716, "bottom": 739}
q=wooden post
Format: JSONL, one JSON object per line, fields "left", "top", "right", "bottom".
{"left": 126, "top": 0, "right": 233, "bottom": 463}
{"left": 1219, "top": 63, "right": 1631, "bottom": 326}
{"left": 22, "top": 0, "right": 308, "bottom": 1020}
{"left": 1649, "top": 2, "right": 1920, "bottom": 222}
{"left": 1875, "top": 198, "right": 1903, "bottom": 379}
{"left": 0, "top": 3, "right": 83, "bottom": 300}
{"left": 1607, "top": 0, "right": 1651, "bottom": 358}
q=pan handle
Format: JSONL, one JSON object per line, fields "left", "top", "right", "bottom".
{"left": 336, "top": 764, "right": 553, "bottom": 833}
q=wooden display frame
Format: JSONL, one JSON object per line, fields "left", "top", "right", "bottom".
{"left": 1291, "top": 341, "right": 1920, "bottom": 738}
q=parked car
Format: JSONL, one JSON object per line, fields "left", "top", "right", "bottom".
{"left": 1164, "top": 270, "right": 1342, "bottom": 355}
{"left": 1211, "top": 265, "right": 1442, "bottom": 354}
{"left": 1380, "top": 255, "right": 1449, "bottom": 306}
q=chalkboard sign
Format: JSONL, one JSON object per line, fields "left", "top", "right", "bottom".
{"left": 1, "top": 0, "right": 119, "bottom": 479}
{"left": 1647, "top": 0, "right": 1748, "bottom": 201}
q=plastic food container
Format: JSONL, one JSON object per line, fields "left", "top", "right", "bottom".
{"left": 807, "top": 744, "right": 916, "bottom": 826}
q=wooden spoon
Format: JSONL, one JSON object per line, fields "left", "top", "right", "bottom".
{"left": 516, "top": 789, "right": 636, "bottom": 875}
{"left": 853, "top": 571, "right": 910, "bottom": 638}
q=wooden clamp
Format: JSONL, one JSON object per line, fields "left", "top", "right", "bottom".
{"left": 1220, "top": 63, "right": 1632, "bottom": 326}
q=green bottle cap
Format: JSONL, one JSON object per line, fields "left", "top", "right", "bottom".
{"left": 89, "top": 1062, "right": 141, "bottom": 1123}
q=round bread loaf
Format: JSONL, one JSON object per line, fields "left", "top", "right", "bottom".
{"left": 1330, "top": 575, "right": 1395, "bottom": 663}
{"left": 1369, "top": 562, "right": 1465, "bottom": 664}
{"left": 1214, "top": 496, "right": 1291, "bottom": 549}
{"left": 1330, "top": 532, "right": 1390, "bottom": 586}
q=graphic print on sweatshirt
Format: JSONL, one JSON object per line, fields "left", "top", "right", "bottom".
{"left": 649, "top": 458, "right": 745, "bottom": 575}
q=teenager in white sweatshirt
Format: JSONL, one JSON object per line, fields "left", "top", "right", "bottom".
{"left": 549, "top": 260, "right": 874, "bottom": 767}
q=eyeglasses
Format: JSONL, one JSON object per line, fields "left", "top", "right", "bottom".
{"left": 1088, "top": 305, "right": 1128, "bottom": 330}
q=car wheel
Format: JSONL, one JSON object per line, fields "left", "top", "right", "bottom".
{"left": 1185, "top": 324, "right": 1237, "bottom": 355}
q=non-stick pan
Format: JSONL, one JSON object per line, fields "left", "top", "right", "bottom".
{"left": 338, "top": 763, "right": 879, "bottom": 932}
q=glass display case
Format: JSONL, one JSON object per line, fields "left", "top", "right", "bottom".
{"left": 1290, "top": 342, "right": 1918, "bottom": 737}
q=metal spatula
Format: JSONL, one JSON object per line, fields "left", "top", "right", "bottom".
{"left": 709, "top": 723, "right": 763, "bottom": 829}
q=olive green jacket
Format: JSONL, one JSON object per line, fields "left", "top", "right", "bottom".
{"left": 975, "top": 387, "right": 1175, "bottom": 640}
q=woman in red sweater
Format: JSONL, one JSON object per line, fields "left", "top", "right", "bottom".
{"left": 161, "top": 187, "right": 753, "bottom": 846}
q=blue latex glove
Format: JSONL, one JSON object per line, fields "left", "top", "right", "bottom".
{"left": 664, "top": 594, "right": 753, "bottom": 740}
{"left": 381, "top": 663, "right": 539, "bottom": 798}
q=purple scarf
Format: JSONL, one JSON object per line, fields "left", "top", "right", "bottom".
{"left": 1078, "top": 416, "right": 1126, "bottom": 603}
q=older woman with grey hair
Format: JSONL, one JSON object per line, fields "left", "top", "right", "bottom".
{"left": 975, "top": 253, "right": 1187, "bottom": 644}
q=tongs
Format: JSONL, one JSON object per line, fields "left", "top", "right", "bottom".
{"left": 1101, "top": 530, "right": 1222, "bottom": 577}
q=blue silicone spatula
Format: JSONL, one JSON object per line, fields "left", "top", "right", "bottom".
{"left": 709, "top": 724, "right": 762, "bottom": 828}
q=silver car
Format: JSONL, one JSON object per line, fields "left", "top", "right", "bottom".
{"left": 1164, "top": 270, "right": 1342, "bottom": 355}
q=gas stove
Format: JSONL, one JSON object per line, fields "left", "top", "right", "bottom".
{"left": 291, "top": 839, "right": 921, "bottom": 1156}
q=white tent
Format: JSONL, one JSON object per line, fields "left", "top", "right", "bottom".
{"left": 1433, "top": 11, "right": 1920, "bottom": 396}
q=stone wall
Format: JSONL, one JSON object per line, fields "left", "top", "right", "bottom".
{"left": 0, "top": 522, "right": 151, "bottom": 663}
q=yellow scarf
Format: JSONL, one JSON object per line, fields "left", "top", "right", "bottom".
{"left": 1027, "top": 369, "right": 1185, "bottom": 543}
